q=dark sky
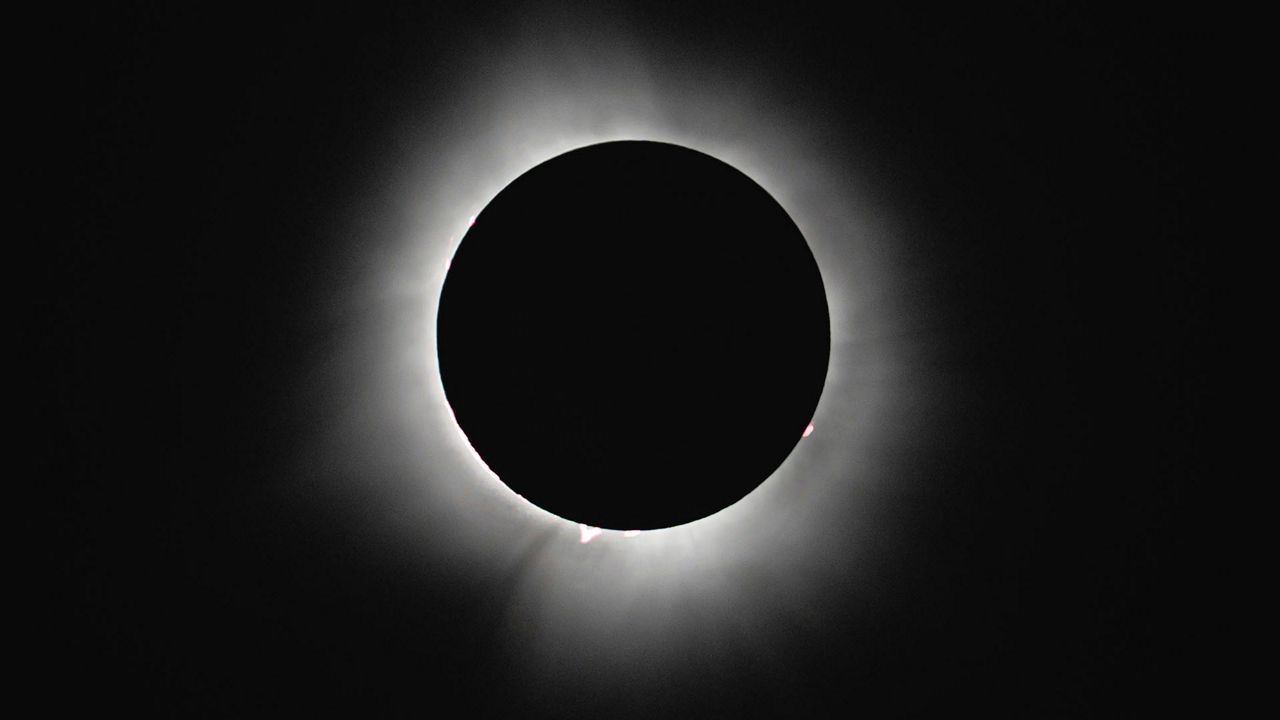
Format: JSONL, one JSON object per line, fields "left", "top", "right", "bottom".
{"left": 45, "top": 3, "right": 1202, "bottom": 716}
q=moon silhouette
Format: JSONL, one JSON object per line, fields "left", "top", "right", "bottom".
{"left": 437, "top": 141, "right": 830, "bottom": 529}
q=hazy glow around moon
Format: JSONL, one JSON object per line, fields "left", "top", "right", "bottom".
{"left": 295, "top": 13, "right": 942, "bottom": 707}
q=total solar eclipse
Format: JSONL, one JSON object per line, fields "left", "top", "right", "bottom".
{"left": 437, "top": 141, "right": 830, "bottom": 530}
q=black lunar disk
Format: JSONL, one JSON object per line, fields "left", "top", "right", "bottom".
{"left": 437, "top": 141, "right": 830, "bottom": 529}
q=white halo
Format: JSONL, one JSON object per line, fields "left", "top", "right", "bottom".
{"left": 299, "top": 24, "right": 934, "bottom": 694}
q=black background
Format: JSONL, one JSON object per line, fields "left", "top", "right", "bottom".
{"left": 43, "top": 3, "right": 1202, "bottom": 716}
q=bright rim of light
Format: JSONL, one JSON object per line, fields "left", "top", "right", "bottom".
{"left": 308, "top": 23, "right": 922, "bottom": 692}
